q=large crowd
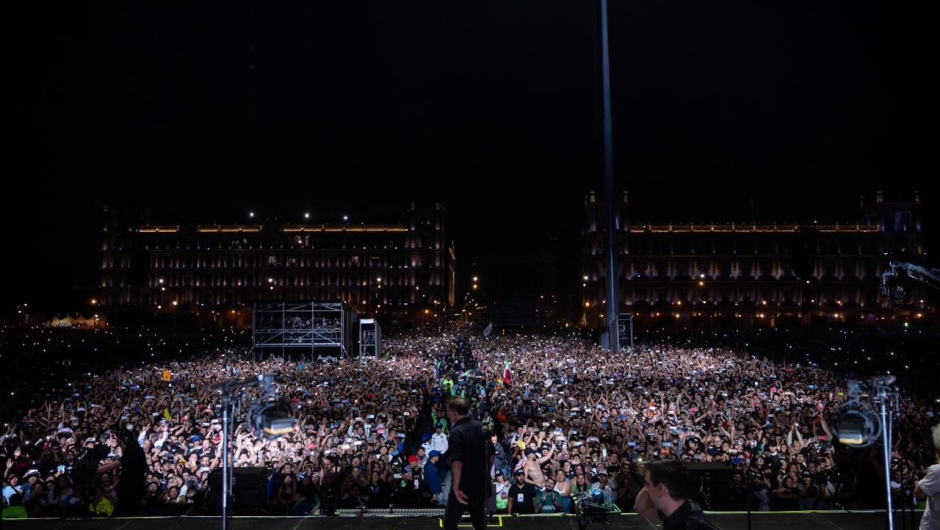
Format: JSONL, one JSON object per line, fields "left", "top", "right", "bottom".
{"left": 2, "top": 324, "right": 939, "bottom": 519}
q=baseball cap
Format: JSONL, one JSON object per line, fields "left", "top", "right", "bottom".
{"left": 408, "top": 455, "right": 419, "bottom": 464}
{"left": 514, "top": 469, "right": 525, "bottom": 476}
{"left": 428, "top": 450, "right": 441, "bottom": 458}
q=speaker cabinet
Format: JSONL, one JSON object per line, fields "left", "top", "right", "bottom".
{"left": 685, "top": 462, "right": 734, "bottom": 510}
{"left": 207, "top": 467, "right": 267, "bottom": 491}
{"left": 204, "top": 467, "right": 268, "bottom": 515}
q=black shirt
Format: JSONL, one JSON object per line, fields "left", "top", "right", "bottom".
{"left": 115, "top": 442, "right": 147, "bottom": 515}
{"left": 507, "top": 481, "right": 538, "bottom": 514}
{"left": 447, "top": 416, "right": 494, "bottom": 501}
{"left": 662, "top": 500, "right": 720, "bottom": 530}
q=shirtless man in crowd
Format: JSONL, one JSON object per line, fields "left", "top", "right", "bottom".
{"left": 523, "top": 438, "right": 556, "bottom": 490}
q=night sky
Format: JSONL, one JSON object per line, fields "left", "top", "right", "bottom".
{"left": 7, "top": 1, "right": 933, "bottom": 313}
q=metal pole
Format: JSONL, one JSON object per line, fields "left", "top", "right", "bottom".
{"left": 211, "top": 376, "right": 261, "bottom": 530}
{"left": 880, "top": 389, "right": 894, "bottom": 530}
{"left": 629, "top": 314, "right": 634, "bottom": 350}
{"left": 600, "top": 0, "right": 620, "bottom": 353}
{"left": 221, "top": 392, "right": 231, "bottom": 530}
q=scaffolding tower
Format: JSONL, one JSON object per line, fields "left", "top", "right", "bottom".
{"left": 250, "top": 301, "right": 355, "bottom": 360}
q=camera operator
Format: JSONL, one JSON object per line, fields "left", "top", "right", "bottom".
{"left": 96, "top": 429, "right": 146, "bottom": 517}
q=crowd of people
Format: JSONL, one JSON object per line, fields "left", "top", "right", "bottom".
{"left": 1, "top": 324, "right": 939, "bottom": 521}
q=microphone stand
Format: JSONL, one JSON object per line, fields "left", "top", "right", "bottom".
{"left": 875, "top": 381, "right": 899, "bottom": 530}
{"left": 898, "top": 477, "right": 906, "bottom": 530}
{"left": 216, "top": 378, "right": 256, "bottom": 530}
{"left": 213, "top": 374, "right": 283, "bottom": 530}
{"left": 903, "top": 478, "right": 917, "bottom": 530}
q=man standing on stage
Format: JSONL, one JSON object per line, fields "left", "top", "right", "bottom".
{"left": 444, "top": 396, "right": 495, "bottom": 530}
{"left": 97, "top": 429, "right": 147, "bottom": 517}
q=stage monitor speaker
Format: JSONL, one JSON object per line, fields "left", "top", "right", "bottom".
{"left": 207, "top": 467, "right": 267, "bottom": 491}
{"left": 204, "top": 467, "right": 268, "bottom": 515}
{"left": 685, "top": 462, "right": 734, "bottom": 510}
{"left": 203, "top": 488, "right": 267, "bottom": 516}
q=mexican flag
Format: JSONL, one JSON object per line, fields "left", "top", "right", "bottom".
{"left": 503, "top": 358, "right": 512, "bottom": 387}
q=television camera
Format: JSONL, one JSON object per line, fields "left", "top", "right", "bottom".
{"left": 245, "top": 374, "right": 295, "bottom": 440}
{"left": 832, "top": 374, "right": 901, "bottom": 530}
{"left": 210, "top": 374, "right": 296, "bottom": 530}
{"left": 832, "top": 375, "right": 897, "bottom": 448}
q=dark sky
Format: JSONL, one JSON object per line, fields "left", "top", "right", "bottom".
{"left": 7, "top": 0, "right": 933, "bottom": 312}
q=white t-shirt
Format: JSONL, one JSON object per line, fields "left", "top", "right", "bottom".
{"left": 920, "top": 463, "right": 940, "bottom": 530}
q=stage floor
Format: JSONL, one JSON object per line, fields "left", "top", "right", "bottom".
{"left": 0, "top": 510, "right": 925, "bottom": 530}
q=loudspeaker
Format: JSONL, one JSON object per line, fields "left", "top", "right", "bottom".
{"left": 203, "top": 489, "right": 268, "bottom": 515}
{"left": 204, "top": 467, "right": 268, "bottom": 515}
{"left": 207, "top": 467, "right": 267, "bottom": 490}
{"left": 685, "top": 463, "right": 733, "bottom": 510}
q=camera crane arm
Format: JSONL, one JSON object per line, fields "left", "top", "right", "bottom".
{"left": 881, "top": 261, "right": 940, "bottom": 296}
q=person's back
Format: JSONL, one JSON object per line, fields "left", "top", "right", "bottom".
{"left": 425, "top": 453, "right": 444, "bottom": 505}
{"left": 447, "top": 418, "right": 489, "bottom": 500}
{"left": 443, "top": 396, "right": 495, "bottom": 530}
{"left": 491, "top": 434, "right": 507, "bottom": 474}
{"left": 2, "top": 493, "right": 28, "bottom": 519}
{"left": 115, "top": 435, "right": 147, "bottom": 516}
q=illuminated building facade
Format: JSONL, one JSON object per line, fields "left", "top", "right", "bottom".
{"left": 98, "top": 203, "right": 455, "bottom": 329}
{"left": 581, "top": 191, "right": 933, "bottom": 330}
